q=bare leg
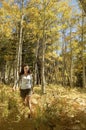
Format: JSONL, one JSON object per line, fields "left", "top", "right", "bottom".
{"left": 26, "top": 95, "right": 32, "bottom": 114}
{"left": 23, "top": 98, "right": 27, "bottom": 106}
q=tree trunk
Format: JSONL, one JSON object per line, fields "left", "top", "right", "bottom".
{"left": 41, "top": 0, "right": 46, "bottom": 93}
{"left": 61, "top": 30, "right": 67, "bottom": 87}
{"left": 69, "top": 25, "right": 73, "bottom": 87}
{"left": 82, "top": 10, "right": 86, "bottom": 88}
{"left": 14, "top": 0, "right": 24, "bottom": 87}
{"left": 41, "top": 38, "right": 46, "bottom": 93}
{"left": 34, "top": 38, "right": 40, "bottom": 85}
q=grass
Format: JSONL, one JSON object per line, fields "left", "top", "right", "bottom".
{"left": 0, "top": 84, "right": 86, "bottom": 130}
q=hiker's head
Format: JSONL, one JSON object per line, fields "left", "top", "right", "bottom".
{"left": 24, "top": 65, "right": 29, "bottom": 73}
{"left": 20, "top": 64, "right": 31, "bottom": 75}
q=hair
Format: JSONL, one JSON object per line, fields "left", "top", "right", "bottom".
{"left": 19, "top": 64, "right": 31, "bottom": 76}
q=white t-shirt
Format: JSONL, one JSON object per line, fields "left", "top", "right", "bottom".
{"left": 20, "top": 74, "right": 32, "bottom": 90}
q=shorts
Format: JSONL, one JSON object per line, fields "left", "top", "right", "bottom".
{"left": 20, "top": 89, "right": 32, "bottom": 99}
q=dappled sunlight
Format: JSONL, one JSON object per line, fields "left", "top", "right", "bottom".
{"left": 0, "top": 0, "right": 86, "bottom": 130}
{"left": 0, "top": 84, "right": 86, "bottom": 130}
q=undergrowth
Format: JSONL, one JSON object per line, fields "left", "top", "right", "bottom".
{"left": 0, "top": 84, "right": 86, "bottom": 130}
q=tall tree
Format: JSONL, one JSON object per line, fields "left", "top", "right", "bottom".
{"left": 81, "top": 10, "right": 86, "bottom": 88}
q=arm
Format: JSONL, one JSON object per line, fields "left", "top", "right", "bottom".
{"left": 13, "top": 77, "right": 21, "bottom": 91}
{"left": 30, "top": 74, "right": 34, "bottom": 91}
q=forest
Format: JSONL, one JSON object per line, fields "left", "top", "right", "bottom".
{"left": 0, "top": 0, "right": 86, "bottom": 130}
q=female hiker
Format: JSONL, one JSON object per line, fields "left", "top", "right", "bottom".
{"left": 13, "top": 64, "right": 33, "bottom": 117}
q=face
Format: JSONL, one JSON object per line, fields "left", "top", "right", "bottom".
{"left": 24, "top": 65, "right": 29, "bottom": 74}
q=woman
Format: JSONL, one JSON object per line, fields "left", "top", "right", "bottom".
{"left": 13, "top": 64, "right": 33, "bottom": 117}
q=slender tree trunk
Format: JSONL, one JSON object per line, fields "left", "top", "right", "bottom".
{"left": 18, "top": 13, "right": 24, "bottom": 72}
{"left": 41, "top": 37, "right": 46, "bottom": 93}
{"left": 7, "top": 62, "right": 13, "bottom": 84}
{"left": 14, "top": 0, "right": 24, "bottom": 87}
{"left": 61, "top": 31, "right": 67, "bottom": 87}
{"left": 41, "top": 0, "right": 46, "bottom": 93}
{"left": 34, "top": 38, "right": 39, "bottom": 85}
{"left": 62, "top": 44, "right": 65, "bottom": 86}
{"left": 1, "top": 61, "right": 6, "bottom": 83}
{"left": 69, "top": 25, "right": 73, "bottom": 87}
{"left": 82, "top": 10, "right": 86, "bottom": 88}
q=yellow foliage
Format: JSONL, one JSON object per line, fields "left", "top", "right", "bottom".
{"left": 58, "top": 56, "right": 63, "bottom": 62}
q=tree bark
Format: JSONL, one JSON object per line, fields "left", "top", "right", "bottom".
{"left": 41, "top": 0, "right": 46, "bottom": 93}
{"left": 81, "top": 10, "right": 86, "bottom": 88}
{"left": 69, "top": 24, "right": 73, "bottom": 87}
{"left": 14, "top": 0, "right": 24, "bottom": 88}
{"left": 34, "top": 38, "right": 40, "bottom": 85}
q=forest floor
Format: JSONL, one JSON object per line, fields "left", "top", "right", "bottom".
{"left": 0, "top": 84, "right": 86, "bottom": 130}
